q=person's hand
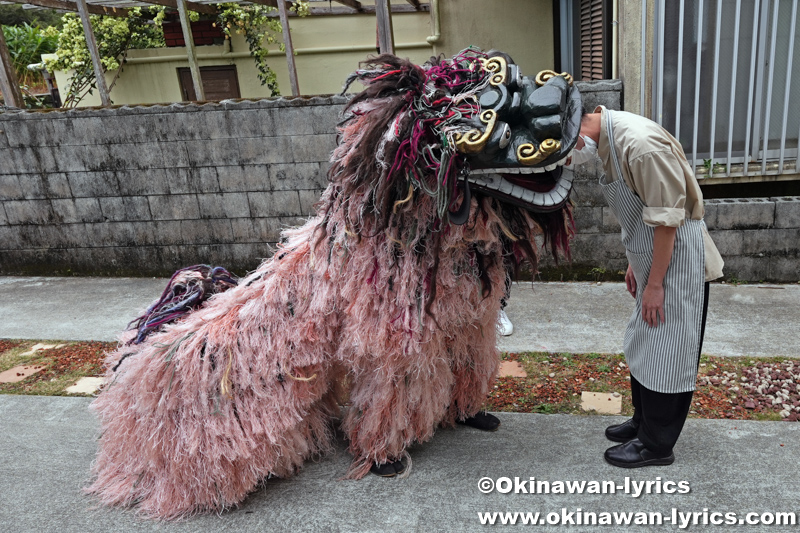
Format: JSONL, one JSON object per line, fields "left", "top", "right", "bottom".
{"left": 641, "top": 283, "right": 666, "bottom": 327}
{"left": 625, "top": 264, "right": 637, "bottom": 298}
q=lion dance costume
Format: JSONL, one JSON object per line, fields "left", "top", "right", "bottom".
{"left": 88, "top": 49, "right": 582, "bottom": 519}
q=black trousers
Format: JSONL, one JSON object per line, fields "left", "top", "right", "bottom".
{"left": 630, "top": 282, "right": 710, "bottom": 455}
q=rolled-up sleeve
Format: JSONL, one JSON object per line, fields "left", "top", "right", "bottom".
{"left": 628, "top": 151, "right": 687, "bottom": 227}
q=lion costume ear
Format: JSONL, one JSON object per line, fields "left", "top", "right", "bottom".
{"left": 446, "top": 178, "right": 471, "bottom": 225}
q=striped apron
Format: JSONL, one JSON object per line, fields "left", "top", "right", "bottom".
{"left": 600, "top": 110, "right": 705, "bottom": 394}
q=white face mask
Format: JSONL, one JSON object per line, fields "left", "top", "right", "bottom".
{"left": 567, "top": 135, "right": 598, "bottom": 167}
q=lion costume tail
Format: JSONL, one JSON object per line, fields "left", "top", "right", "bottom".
{"left": 87, "top": 199, "right": 505, "bottom": 518}
{"left": 87, "top": 219, "right": 348, "bottom": 519}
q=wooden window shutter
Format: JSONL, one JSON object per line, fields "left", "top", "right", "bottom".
{"left": 178, "top": 66, "right": 241, "bottom": 102}
{"left": 580, "top": 0, "right": 611, "bottom": 80}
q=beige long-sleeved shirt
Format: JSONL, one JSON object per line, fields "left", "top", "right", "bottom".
{"left": 595, "top": 106, "right": 724, "bottom": 281}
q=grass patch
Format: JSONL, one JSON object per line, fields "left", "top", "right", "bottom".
{"left": 487, "top": 351, "right": 800, "bottom": 423}
{"left": 1, "top": 340, "right": 798, "bottom": 424}
{"left": 0, "top": 340, "right": 114, "bottom": 396}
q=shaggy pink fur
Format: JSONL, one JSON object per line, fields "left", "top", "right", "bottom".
{"left": 89, "top": 194, "right": 510, "bottom": 519}
{"left": 88, "top": 53, "right": 567, "bottom": 519}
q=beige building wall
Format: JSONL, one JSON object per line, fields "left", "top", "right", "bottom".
{"left": 50, "top": 1, "right": 556, "bottom": 107}
{"left": 431, "top": 0, "right": 554, "bottom": 79}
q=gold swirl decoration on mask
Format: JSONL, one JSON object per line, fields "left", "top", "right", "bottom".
{"left": 517, "top": 138, "right": 561, "bottom": 165}
{"left": 454, "top": 109, "right": 497, "bottom": 154}
{"left": 534, "top": 69, "right": 574, "bottom": 87}
{"left": 480, "top": 56, "right": 508, "bottom": 86}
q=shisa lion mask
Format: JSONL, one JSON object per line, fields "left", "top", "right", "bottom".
{"left": 87, "top": 49, "right": 581, "bottom": 519}
{"left": 460, "top": 54, "right": 581, "bottom": 214}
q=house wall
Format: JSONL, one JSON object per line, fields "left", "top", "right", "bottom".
{"left": 49, "top": 14, "right": 433, "bottom": 106}
{"left": 431, "top": 0, "right": 555, "bottom": 77}
{"left": 1, "top": 81, "right": 798, "bottom": 280}
{"left": 49, "top": 1, "right": 556, "bottom": 106}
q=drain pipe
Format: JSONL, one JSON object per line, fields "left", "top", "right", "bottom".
{"left": 426, "top": 0, "right": 441, "bottom": 45}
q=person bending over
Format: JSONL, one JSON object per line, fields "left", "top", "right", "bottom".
{"left": 570, "top": 106, "right": 723, "bottom": 468}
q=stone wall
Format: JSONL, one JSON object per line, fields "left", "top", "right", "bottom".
{"left": 556, "top": 158, "right": 800, "bottom": 282}
{"left": 1, "top": 82, "right": 798, "bottom": 281}
{"left": 0, "top": 96, "right": 343, "bottom": 276}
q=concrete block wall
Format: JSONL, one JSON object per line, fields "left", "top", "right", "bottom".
{"left": 0, "top": 96, "right": 344, "bottom": 276}
{"left": 703, "top": 197, "right": 800, "bottom": 281}
{"left": 1, "top": 82, "right": 798, "bottom": 281}
{"left": 544, "top": 167, "right": 800, "bottom": 282}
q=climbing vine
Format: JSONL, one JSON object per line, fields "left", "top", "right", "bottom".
{"left": 42, "top": 1, "right": 308, "bottom": 107}
{"left": 216, "top": 1, "right": 308, "bottom": 96}
{"left": 43, "top": 7, "right": 165, "bottom": 107}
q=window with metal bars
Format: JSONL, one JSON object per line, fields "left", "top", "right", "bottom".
{"left": 655, "top": 0, "right": 800, "bottom": 178}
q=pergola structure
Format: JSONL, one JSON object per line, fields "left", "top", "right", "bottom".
{"left": 0, "top": 0, "right": 430, "bottom": 108}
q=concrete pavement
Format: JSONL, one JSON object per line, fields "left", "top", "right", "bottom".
{"left": 0, "top": 276, "right": 167, "bottom": 342}
{"left": 0, "top": 276, "right": 798, "bottom": 357}
{"left": 0, "top": 277, "right": 799, "bottom": 532}
{"left": 498, "top": 281, "right": 800, "bottom": 358}
{"left": 1, "top": 395, "right": 798, "bottom": 532}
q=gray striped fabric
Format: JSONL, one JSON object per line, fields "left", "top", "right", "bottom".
{"left": 600, "top": 110, "right": 705, "bottom": 394}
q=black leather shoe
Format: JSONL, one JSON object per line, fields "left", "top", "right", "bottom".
{"left": 458, "top": 411, "right": 500, "bottom": 432}
{"left": 605, "top": 418, "right": 639, "bottom": 443}
{"left": 370, "top": 459, "right": 405, "bottom": 477}
{"left": 604, "top": 438, "right": 675, "bottom": 468}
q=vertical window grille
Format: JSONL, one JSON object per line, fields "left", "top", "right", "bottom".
{"left": 655, "top": 0, "right": 800, "bottom": 178}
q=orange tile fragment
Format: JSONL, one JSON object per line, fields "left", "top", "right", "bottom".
{"left": 498, "top": 361, "right": 528, "bottom": 378}
{"left": 0, "top": 365, "right": 45, "bottom": 384}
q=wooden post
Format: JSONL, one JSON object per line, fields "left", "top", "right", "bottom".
{"left": 0, "top": 24, "right": 24, "bottom": 108}
{"left": 375, "top": 0, "right": 395, "bottom": 55}
{"left": 175, "top": 0, "right": 205, "bottom": 100}
{"left": 74, "top": 0, "right": 111, "bottom": 106}
{"left": 277, "top": 0, "right": 300, "bottom": 96}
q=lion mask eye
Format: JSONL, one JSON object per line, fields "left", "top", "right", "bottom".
{"left": 498, "top": 124, "right": 512, "bottom": 149}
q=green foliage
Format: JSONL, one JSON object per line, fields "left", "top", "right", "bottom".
{"left": 1, "top": 23, "right": 58, "bottom": 86}
{"left": 531, "top": 403, "right": 555, "bottom": 414}
{"left": 43, "top": 8, "right": 165, "bottom": 108}
{"left": 589, "top": 266, "right": 607, "bottom": 281}
{"left": 0, "top": 5, "right": 62, "bottom": 29}
{"left": 39, "top": 0, "right": 308, "bottom": 106}
{"left": 702, "top": 158, "right": 725, "bottom": 174}
{"left": 216, "top": 1, "right": 309, "bottom": 96}
{"left": 291, "top": 2, "right": 311, "bottom": 17}
{"left": 216, "top": 3, "right": 282, "bottom": 95}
